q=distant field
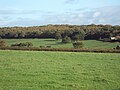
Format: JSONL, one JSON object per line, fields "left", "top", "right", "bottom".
{"left": 3, "top": 39, "right": 119, "bottom": 49}
{"left": 0, "top": 50, "right": 120, "bottom": 90}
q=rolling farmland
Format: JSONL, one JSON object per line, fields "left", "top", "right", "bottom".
{"left": 3, "top": 39, "right": 119, "bottom": 49}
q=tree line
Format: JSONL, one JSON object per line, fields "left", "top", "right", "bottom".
{"left": 0, "top": 24, "right": 120, "bottom": 41}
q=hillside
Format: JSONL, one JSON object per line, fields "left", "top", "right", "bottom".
{"left": 4, "top": 39, "right": 119, "bottom": 49}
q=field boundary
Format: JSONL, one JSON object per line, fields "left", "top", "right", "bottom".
{"left": 0, "top": 47, "right": 120, "bottom": 53}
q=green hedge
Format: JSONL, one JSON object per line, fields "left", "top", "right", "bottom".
{"left": 0, "top": 47, "right": 120, "bottom": 53}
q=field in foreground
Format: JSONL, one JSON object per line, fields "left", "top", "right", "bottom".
{"left": 0, "top": 50, "right": 120, "bottom": 90}
{"left": 3, "top": 39, "right": 119, "bottom": 49}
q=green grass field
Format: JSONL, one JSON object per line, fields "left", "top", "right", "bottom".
{"left": 0, "top": 50, "right": 120, "bottom": 90}
{"left": 3, "top": 39, "right": 119, "bottom": 49}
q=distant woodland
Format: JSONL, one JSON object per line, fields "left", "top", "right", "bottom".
{"left": 0, "top": 24, "right": 120, "bottom": 41}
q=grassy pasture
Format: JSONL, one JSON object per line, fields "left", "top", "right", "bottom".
{"left": 0, "top": 50, "right": 120, "bottom": 90}
{"left": 3, "top": 39, "right": 119, "bottom": 49}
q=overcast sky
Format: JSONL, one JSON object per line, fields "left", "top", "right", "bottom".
{"left": 0, "top": 0, "right": 120, "bottom": 26}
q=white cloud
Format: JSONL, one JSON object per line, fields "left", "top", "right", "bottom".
{"left": 63, "top": 6, "right": 120, "bottom": 25}
{"left": 0, "top": 21, "right": 9, "bottom": 26}
{"left": 98, "top": 19, "right": 105, "bottom": 23}
{"left": 78, "top": 13, "right": 84, "bottom": 18}
{"left": 93, "top": 12, "right": 101, "bottom": 18}
{"left": 0, "top": 6, "right": 120, "bottom": 26}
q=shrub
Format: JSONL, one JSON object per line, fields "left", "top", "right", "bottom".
{"left": 55, "top": 32, "right": 61, "bottom": 40}
{"left": 73, "top": 41, "right": 83, "bottom": 48}
{"left": 11, "top": 42, "right": 33, "bottom": 47}
{"left": 62, "top": 36, "right": 71, "bottom": 43}
{"left": 11, "top": 43, "right": 18, "bottom": 47}
{"left": 19, "top": 43, "right": 26, "bottom": 47}
{"left": 102, "top": 38, "right": 111, "bottom": 42}
{"left": 39, "top": 46, "right": 45, "bottom": 48}
{"left": 116, "top": 45, "right": 120, "bottom": 50}
{"left": 26, "top": 42, "right": 33, "bottom": 47}
{"left": 0, "top": 40, "right": 6, "bottom": 47}
{"left": 46, "top": 46, "right": 51, "bottom": 48}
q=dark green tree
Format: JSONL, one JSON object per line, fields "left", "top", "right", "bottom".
{"left": 26, "top": 42, "right": 33, "bottom": 47}
{"left": 62, "top": 36, "right": 71, "bottom": 43}
{"left": 55, "top": 32, "right": 62, "bottom": 40}
{"left": 73, "top": 41, "right": 83, "bottom": 48}
{"left": 72, "top": 30, "right": 85, "bottom": 41}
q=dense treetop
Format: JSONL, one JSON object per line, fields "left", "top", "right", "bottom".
{"left": 0, "top": 24, "right": 120, "bottom": 40}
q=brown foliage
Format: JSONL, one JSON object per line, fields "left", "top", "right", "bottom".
{"left": 0, "top": 40, "right": 6, "bottom": 47}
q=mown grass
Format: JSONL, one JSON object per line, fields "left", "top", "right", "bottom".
{"left": 4, "top": 39, "right": 72, "bottom": 48}
{"left": 0, "top": 50, "right": 120, "bottom": 90}
{"left": 3, "top": 39, "right": 119, "bottom": 49}
{"left": 82, "top": 40, "right": 119, "bottom": 49}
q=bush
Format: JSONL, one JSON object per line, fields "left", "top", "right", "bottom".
{"left": 55, "top": 32, "right": 61, "bottom": 40}
{"left": 39, "top": 46, "right": 45, "bottom": 48}
{"left": 73, "top": 41, "right": 83, "bottom": 48}
{"left": 62, "top": 36, "right": 71, "bottom": 43}
{"left": 46, "top": 46, "right": 51, "bottom": 48}
{"left": 11, "top": 42, "right": 33, "bottom": 47}
{"left": 0, "top": 40, "right": 6, "bottom": 47}
{"left": 39, "top": 46, "right": 51, "bottom": 48}
{"left": 11, "top": 43, "right": 18, "bottom": 47}
{"left": 116, "top": 45, "right": 120, "bottom": 50}
{"left": 26, "top": 42, "right": 33, "bottom": 47}
{"left": 102, "top": 38, "right": 111, "bottom": 42}
{"left": 19, "top": 43, "right": 26, "bottom": 47}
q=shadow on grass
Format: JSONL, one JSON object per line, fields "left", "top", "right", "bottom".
{"left": 47, "top": 42, "right": 66, "bottom": 45}
{"left": 44, "top": 39, "right": 56, "bottom": 41}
